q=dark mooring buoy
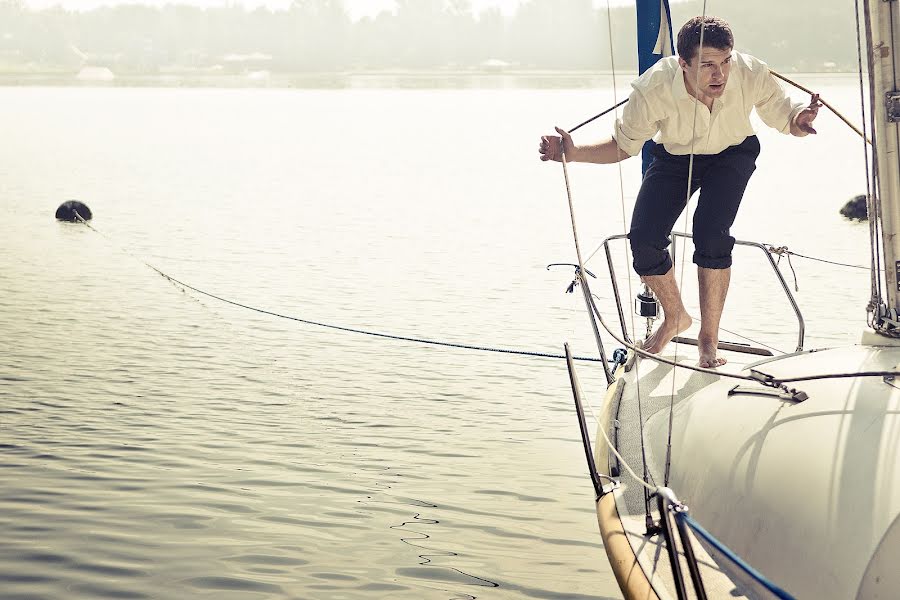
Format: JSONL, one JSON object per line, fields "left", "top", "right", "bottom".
{"left": 840, "top": 194, "right": 868, "bottom": 221}
{"left": 55, "top": 200, "right": 92, "bottom": 222}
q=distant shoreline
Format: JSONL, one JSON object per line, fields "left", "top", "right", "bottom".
{"left": 0, "top": 69, "right": 862, "bottom": 89}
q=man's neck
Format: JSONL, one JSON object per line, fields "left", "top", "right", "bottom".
{"left": 682, "top": 72, "right": 715, "bottom": 110}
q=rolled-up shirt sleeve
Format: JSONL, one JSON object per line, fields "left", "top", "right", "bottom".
{"left": 754, "top": 66, "right": 805, "bottom": 134}
{"left": 613, "top": 88, "right": 660, "bottom": 157}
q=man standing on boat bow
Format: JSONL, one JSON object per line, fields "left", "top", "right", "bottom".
{"left": 539, "top": 16, "right": 821, "bottom": 368}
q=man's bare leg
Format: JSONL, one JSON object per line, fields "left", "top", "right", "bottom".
{"left": 641, "top": 267, "right": 693, "bottom": 354}
{"left": 697, "top": 267, "right": 731, "bottom": 368}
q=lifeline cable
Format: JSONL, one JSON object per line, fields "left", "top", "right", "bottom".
{"left": 764, "top": 245, "right": 868, "bottom": 271}
{"left": 72, "top": 213, "right": 607, "bottom": 365}
{"left": 717, "top": 325, "right": 785, "bottom": 356}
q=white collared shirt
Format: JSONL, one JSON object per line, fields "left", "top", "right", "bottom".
{"left": 613, "top": 53, "right": 805, "bottom": 156}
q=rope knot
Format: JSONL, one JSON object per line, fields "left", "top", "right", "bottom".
{"left": 765, "top": 244, "right": 799, "bottom": 292}
{"left": 765, "top": 244, "right": 789, "bottom": 257}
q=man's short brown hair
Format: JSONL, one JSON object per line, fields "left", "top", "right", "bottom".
{"left": 676, "top": 16, "right": 734, "bottom": 63}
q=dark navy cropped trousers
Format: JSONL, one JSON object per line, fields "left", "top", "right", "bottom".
{"left": 627, "top": 135, "right": 761, "bottom": 276}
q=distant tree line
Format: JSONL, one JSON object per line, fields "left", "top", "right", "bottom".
{"left": 0, "top": 0, "right": 861, "bottom": 75}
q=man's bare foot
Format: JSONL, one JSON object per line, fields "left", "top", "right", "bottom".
{"left": 698, "top": 338, "right": 727, "bottom": 368}
{"left": 642, "top": 312, "right": 692, "bottom": 354}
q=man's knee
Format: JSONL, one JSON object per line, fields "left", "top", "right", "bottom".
{"left": 693, "top": 231, "right": 735, "bottom": 269}
{"left": 629, "top": 228, "right": 673, "bottom": 276}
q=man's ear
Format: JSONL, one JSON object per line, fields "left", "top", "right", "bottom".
{"left": 678, "top": 57, "right": 689, "bottom": 71}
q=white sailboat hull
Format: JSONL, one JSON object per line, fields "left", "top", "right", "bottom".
{"left": 598, "top": 344, "right": 900, "bottom": 599}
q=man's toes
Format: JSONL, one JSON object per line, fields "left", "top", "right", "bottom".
{"left": 698, "top": 356, "right": 725, "bottom": 369}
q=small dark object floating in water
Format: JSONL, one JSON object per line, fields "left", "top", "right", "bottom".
{"left": 840, "top": 194, "right": 868, "bottom": 221}
{"left": 55, "top": 200, "right": 92, "bottom": 222}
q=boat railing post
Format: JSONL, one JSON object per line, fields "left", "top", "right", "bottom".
{"left": 752, "top": 241, "right": 806, "bottom": 351}
{"left": 603, "top": 236, "right": 632, "bottom": 343}
{"left": 670, "top": 232, "right": 806, "bottom": 352}
{"left": 671, "top": 510, "right": 708, "bottom": 599}
{"left": 564, "top": 343, "right": 618, "bottom": 499}
{"left": 577, "top": 270, "right": 614, "bottom": 385}
{"left": 656, "top": 488, "right": 689, "bottom": 600}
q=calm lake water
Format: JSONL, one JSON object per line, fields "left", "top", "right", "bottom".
{"left": 0, "top": 74, "right": 872, "bottom": 599}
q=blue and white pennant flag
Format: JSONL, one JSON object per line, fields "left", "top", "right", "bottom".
{"left": 636, "top": 0, "right": 675, "bottom": 74}
{"left": 635, "top": 0, "right": 674, "bottom": 172}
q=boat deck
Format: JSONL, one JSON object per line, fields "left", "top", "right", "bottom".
{"left": 595, "top": 347, "right": 760, "bottom": 600}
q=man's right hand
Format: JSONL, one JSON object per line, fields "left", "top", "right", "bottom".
{"left": 539, "top": 126, "right": 574, "bottom": 162}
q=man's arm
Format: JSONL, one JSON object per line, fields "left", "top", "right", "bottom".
{"left": 539, "top": 128, "right": 631, "bottom": 164}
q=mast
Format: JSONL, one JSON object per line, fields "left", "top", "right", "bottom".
{"left": 868, "top": 0, "right": 900, "bottom": 331}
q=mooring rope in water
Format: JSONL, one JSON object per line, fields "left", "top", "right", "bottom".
{"left": 71, "top": 212, "right": 607, "bottom": 364}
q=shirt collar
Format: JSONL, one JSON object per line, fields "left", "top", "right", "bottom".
{"left": 673, "top": 66, "right": 691, "bottom": 101}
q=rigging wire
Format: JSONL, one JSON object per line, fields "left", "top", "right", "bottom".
{"left": 605, "top": 0, "right": 658, "bottom": 505}
{"left": 863, "top": 0, "right": 885, "bottom": 322}
{"left": 561, "top": 2, "right": 900, "bottom": 502}
{"left": 665, "top": 3, "right": 712, "bottom": 488}
{"left": 890, "top": 0, "right": 900, "bottom": 324}
{"left": 770, "top": 71, "right": 871, "bottom": 144}
{"left": 855, "top": 0, "right": 879, "bottom": 320}
{"left": 569, "top": 99, "right": 629, "bottom": 134}
{"left": 552, "top": 0, "right": 660, "bottom": 498}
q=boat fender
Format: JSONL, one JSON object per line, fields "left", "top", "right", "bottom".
{"left": 56, "top": 200, "right": 92, "bottom": 222}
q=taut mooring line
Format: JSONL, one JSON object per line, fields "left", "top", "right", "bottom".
{"left": 72, "top": 212, "right": 607, "bottom": 364}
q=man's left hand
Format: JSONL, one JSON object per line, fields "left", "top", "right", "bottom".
{"left": 794, "top": 93, "right": 822, "bottom": 135}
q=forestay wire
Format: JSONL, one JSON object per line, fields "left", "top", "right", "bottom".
{"left": 665, "top": 2, "right": 712, "bottom": 487}
{"left": 606, "top": 0, "right": 658, "bottom": 503}
{"left": 859, "top": 0, "right": 885, "bottom": 328}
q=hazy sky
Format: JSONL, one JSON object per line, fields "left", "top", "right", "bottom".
{"left": 22, "top": 0, "right": 636, "bottom": 19}
{"left": 23, "top": 0, "right": 524, "bottom": 19}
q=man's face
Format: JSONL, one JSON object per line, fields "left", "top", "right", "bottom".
{"left": 679, "top": 46, "right": 733, "bottom": 100}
